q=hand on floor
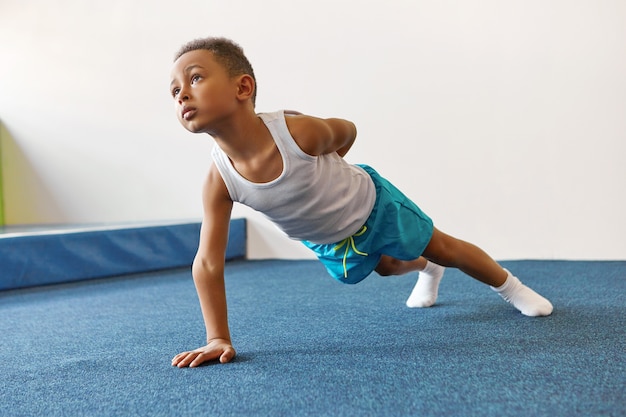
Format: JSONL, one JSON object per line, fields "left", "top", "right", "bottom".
{"left": 172, "top": 338, "right": 236, "bottom": 368}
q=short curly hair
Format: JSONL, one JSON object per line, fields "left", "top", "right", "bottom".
{"left": 175, "top": 37, "right": 257, "bottom": 105}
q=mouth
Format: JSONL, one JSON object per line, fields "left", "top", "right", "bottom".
{"left": 181, "top": 107, "right": 197, "bottom": 120}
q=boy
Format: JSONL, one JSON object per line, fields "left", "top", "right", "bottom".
{"left": 169, "top": 37, "right": 553, "bottom": 368}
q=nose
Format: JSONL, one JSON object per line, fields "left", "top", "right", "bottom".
{"left": 177, "top": 93, "right": 189, "bottom": 105}
{"left": 177, "top": 86, "right": 190, "bottom": 104}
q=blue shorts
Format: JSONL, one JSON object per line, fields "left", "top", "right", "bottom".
{"left": 302, "top": 165, "right": 434, "bottom": 284}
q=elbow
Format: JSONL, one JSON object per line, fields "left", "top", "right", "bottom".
{"left": 192, "top": 255, "right": 224, "bottom": 282}
{"left": 337, "top": 127, "right": 357, "bottom": 157}
{"left": 343, "top": 122, "right": 357, "bottom": 151}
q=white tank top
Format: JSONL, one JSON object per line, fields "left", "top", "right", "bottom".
{"left": 211, "top": 110, "right": 376, "bottom": 244}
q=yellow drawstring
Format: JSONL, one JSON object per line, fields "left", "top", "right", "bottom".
{"left": 333, "top": 226, "right": 368, "bottom": 278}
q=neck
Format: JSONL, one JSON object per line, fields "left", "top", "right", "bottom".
{"left": 210, "top": 111, "right": 270, "bottom": 161}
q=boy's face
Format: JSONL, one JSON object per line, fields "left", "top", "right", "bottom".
{"left": 170, "top": 50, "right": 240, "bottom": 134}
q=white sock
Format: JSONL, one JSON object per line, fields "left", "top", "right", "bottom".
{"left": 491, "top": 269, "right": 553, "bottom": 317}
{"left": 406, "top": 261, "right": 445, "bottom": 308}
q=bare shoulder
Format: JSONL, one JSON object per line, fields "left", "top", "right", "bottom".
{"left": 196, "top": 163, "right": 233, "bottom": 258}
{"left": 284, "top": 114, "right": 332, "bottom": 156}
{"left": 283, "top": 114, "right": 316, "bottom": 136}
{"left": 202, "top": 163, "right": 232, "bottom": 209}
{"left": 284, "top": 113, "right": 357, "bottom": 157}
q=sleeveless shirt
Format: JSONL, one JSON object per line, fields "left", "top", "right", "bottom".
{"left": 211, "top": 110, "right": 376, "bottom": 244}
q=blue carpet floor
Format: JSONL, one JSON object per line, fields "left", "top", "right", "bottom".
{"left": 1, "top": 260, "right": 624, "bottom": 417}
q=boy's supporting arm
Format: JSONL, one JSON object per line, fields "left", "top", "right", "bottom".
{"left": 171, "top": 164, "right": 235, "bottom": 368}
{"left": 285, "top": 115, "right": 357, "bottom": 157}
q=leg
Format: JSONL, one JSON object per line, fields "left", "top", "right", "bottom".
{"left": 422, "top": 228, "right": 552, "bottom": 316}
{"left": 421, "top": 228, "right": 506, "bottom": 286}
{"left": 375, "top": 255, "right": 428, "bottom": 276}
{"left": 375, "top": 256, "right": 445, "bottom": 308}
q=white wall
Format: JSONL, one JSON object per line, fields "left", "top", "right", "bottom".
{"left": 1, "top": 0, "right": 624, "bottom": 260}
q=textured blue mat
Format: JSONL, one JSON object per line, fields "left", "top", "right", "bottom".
{"left": 1, "top": 259, "right": 624, "bottom": 417}
{"left": 0, "top": 219, "right": 245, "bottom": 290}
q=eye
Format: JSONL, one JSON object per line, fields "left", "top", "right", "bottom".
{"left": 171, "top": 87, "right": 180, "bottom": 98}
{"left": 191, "top": 74, "right": 201, "bottom": 84}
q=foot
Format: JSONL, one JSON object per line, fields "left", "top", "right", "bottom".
{"left": 491, "top": 269, "right": 553, "bottom": 316}
{"left": 406, "top": 262, "right": 445, "bottom": 308}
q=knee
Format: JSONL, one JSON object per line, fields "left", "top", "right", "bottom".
{"left": 375, "top": 257, "right": 401, "bottom": 276}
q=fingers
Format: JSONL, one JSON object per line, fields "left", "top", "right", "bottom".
{"left": 172, "top": 352, "right": 196, "bottom": 368}
{"left": 171, "top": 346, "right": 236, "bottom": 368}
{"left": 219, "top": 347, "right": 236, "bottom": 364}
{"left": 172, "top": 351, "right": 213, "bottom": 368}
{"left": 189, "top": 352, "right": 210, "bottom": 368}
{"left": 171, "top": 351, "right": 203, "bottom": 368}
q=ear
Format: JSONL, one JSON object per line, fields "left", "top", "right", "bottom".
{"left": 235, "top": 75, "right": 255, "bottom": 102}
